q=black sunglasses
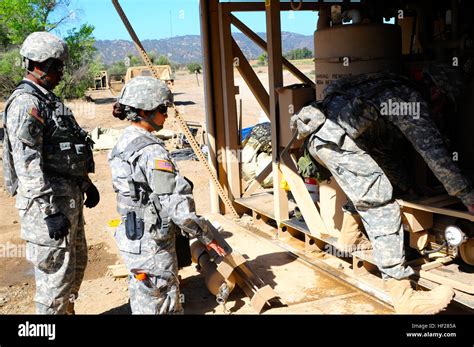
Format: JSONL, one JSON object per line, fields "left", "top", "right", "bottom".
{"left": 156, "top": 105, "right": 168, "bottom": 116}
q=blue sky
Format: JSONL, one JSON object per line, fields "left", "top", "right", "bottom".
{"left": 53, "top": 0, "right": 320, "bottom": 40}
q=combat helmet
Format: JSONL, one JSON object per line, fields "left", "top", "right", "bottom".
{"left": 118, "top": 76, "right": 173, "bottom": 111}
{"left": 20, "top": 31, "right": 69, "bottom": 64}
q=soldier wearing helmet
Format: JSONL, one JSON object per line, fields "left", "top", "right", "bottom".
{"left": 2, "top": 32, "right": 99, "bottom": 314}
{"left": 109, "top": 76, "right": 225, "bottom": 314}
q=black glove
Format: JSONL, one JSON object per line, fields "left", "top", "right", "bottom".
{"left": 45, "top": 213, "right": 70, "bottom": 241}
{"left": 84, "top": 183, "right": 100, "bottom": 208}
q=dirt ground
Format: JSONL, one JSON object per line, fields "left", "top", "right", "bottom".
{"left": 0, "top": 64, "right": 391, "bottom": 314}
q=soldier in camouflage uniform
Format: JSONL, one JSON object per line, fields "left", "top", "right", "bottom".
{"left": 2, "top": 32, "right": 99, "bottom": 314}
{"left": 109, "top": 77, "right": 226, "bottom": 314}
{"left": 291, "top": 71, "right": 474, "bottom": 314}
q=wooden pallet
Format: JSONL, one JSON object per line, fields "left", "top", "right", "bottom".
{"left": 235, "top": 193, "right": 474, "bottom": 311}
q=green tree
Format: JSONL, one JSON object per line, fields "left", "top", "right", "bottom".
{"left": 55, "top": 24, "right": 101, "bottom": 99}
{"left": 284, "top": 47, "right": 313, "bottom": 60}
{"left": 107, "top": 60, "right": 127, "bottom": 76}
{"left": 0, "top": 1, "right": 99, "bottom": 99}
{"left": 155, "top": 54, "right": 171, "bottom": 66}
{"left": 0, "top": 0, "right": 72, "bottom": 47}
{"left": 187, "top": 63, "right": 202, "bottom": 74}
{"left": 257, "top": 52, "right": 268, "bottom": 66}
{"left": 0, "top": 49, "right": 24, "bottom": 97}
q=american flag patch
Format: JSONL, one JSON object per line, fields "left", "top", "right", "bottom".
{"left": 28, "top": 107, "right": 44, "bottom": 125}
{"left": 155, "top": 159, "right": 174, "bottom": 173}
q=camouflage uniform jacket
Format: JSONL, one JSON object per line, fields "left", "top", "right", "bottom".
{"left": 3, "top": 79, "right": 93, "bottom": 239}
{"left": 109, "top": 125, "right": 213, "bottom": 245}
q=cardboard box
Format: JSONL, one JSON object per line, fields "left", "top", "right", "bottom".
{"left": 402, "top": 207, "right": 433, "bottom": 233}
{"left": 319, "top": 179, "right": 347, "bottom": 236}
{"left": 278, "top": 84, "right": 316, "bottom": 149}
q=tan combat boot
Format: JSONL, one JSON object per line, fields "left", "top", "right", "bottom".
{"left": 66, "top": 302, "right": 75, "bottom": 315}
{"left": 387, "top": 279, "right": 454, "bottom": 314}
{"left": 336, "top": 212, "right": 372, "bottom": 252}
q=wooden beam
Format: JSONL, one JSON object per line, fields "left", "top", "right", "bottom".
{"left": 209, "top": 0, "right": 231, "bottom": 213}
{"left": 221, "top": 1, "right": 323, "bottom": 12}
{"left": 280, "top": 151, "right": 329, "bottom": 236}
{"left": 397, "top": 200, "right": 474, "bottom": 222}
{"left": 219, "top": 4, "right": 242, "bottom": 200}
{"left": 200, "top": 0, "right": 220, "bottom": 213}
{"left": 266, "top": 0, "right": 288, "bottom": 228}
{"left": 230, "top": 14, "right": 315, "bottom": 88}
{"left": 418, "top": 268, "right": 474, "bottom": 294}
{"left": 243, "top": 161, "right": 273, "bottom": 198}
{"left": 232, "top": 39, "right": 270, "bottom": 117}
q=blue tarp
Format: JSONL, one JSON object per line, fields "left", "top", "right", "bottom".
{"left": 241, "top": 126, "right": 253, "bottom": 141}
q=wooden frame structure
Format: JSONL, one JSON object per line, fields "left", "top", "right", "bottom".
{"left": 199, "top": 0, "right": 474, "bottom": 310}
{"left": 200, "top": 0, "right": 324, "bottom": 217}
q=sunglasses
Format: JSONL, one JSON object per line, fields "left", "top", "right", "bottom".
{"left": 156, "top": 105, "right": 168, "bottom": 116}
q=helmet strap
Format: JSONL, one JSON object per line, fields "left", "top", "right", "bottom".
{"left": 28, "top": 59, "right": 53, "bottom": 89}
{"left": 144, "top": 117, "right": 164, "bottom": 133}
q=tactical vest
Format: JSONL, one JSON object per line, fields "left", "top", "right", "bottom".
{"left": 2, "top": 80, "right": 94, "bottom": 196}
{"left": 110, "top": 136, "right": 170, "bottom": 235}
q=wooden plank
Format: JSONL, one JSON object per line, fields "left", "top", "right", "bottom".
{"left": 412, "top": 194, "right": 460, "bottom": 208}
{"left": 397, "top": 199, "right": 474, "bottom": 222}
{"left": 415, "top": 194, "right": 453, "bottom": 205}
{"left": 232, "top": 38, "right": 270, "bottom": 116}
{"left": 282, "top": 217, "right": 339, "bottom": 246}
{"left": 203, "top": 0, "right": 229, "bottom": 214}
{"left": 236, "top": 193, "right": 276, "bottom": 219}
{"left": 230, "top": 14, "right": 315, "bottom": 88}
{"left": 418, "top": 257, "right": 453, "bottom": 271}
{"left": 266, "top": 0, "right": 288, "bottom": 227}
{"left": 419, "top": 269, "right": 474, "bottom": 295}
{"left": 200, "top": 0, "right": 220, "bottom": 213}
{"left": 221, "top": 1, "right": 323, "bottom": 13}
{"left": 280, "top": 151, "right": 329, "bottom": 237}
{"left": 243, "top": 161, "right": 272, "bottom": 197}
{"left": 218, "top": 4, "right": 242, "bottom": 200}
{"left": 235, "top": 192, "right": 297, "bottom": 220}
{"left": 431, "top": 197, "right": 460, "bottom": 208}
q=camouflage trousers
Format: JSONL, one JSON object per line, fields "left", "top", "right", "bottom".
{"left": 115, "top": 223, "right": 183, "bottom": 314}
{"left": 21, "top": 193, "right": 88, "bottom": 314}
{"left": 309, "top": 123, "right": 415, "bottom": 280}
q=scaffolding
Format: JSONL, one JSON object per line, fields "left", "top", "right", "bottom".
{"left": 199, "top": 0, "right": 474, "bottom": 310}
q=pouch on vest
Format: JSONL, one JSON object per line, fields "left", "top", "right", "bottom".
{"left": 125, "top": 211, "right": 144, "bottom": 241}
{"left": 145, "top": 195, "right": 172, "bottom": 241}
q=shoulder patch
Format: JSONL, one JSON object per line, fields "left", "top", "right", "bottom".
{"left": 28, "top": 107, "right": 44, "bottom": 125}
{"left": 155, "top": 159, "right": 174, "bottom": 173}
